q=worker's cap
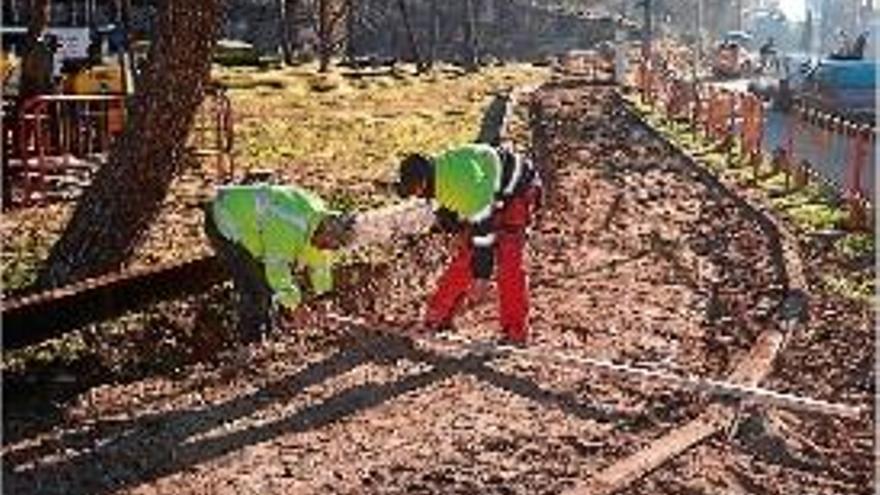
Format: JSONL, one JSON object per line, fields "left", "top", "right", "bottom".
{"left": 395, "top": 153, "right": 433, "bottom": 197}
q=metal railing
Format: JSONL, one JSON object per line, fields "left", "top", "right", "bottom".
{"left": 2, "top": 88, "right": 234, "bottom": 209}
{"left": 635, "top": 61, "right": 875, "bottom": 230}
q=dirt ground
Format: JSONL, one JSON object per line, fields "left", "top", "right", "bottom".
{"left": 2, "top": 84, "right": 873, "bottom": 495}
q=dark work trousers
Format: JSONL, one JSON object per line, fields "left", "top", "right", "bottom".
{"left": 203, "top": 207, "right": 273, "bottom": 343}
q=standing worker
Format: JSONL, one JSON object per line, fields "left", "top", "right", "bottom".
{"left": 204, "top": 177, "right": 357, "bottom": 342}
{"left": 19, "top": 33, "right": 58, "bottom": 100}
{"left": 18, "top": 33, "right": 60, "bottom": 154}
{"left": 759, "top": 37, "right": 777, "bottom": 73}
{"left": 396, "top": 144, "right": 542, "bottom": 346}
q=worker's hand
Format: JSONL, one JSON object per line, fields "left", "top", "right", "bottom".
{"left": 432, "top": 208, "right": 462, "bottom": 234}
{"left": 464, "top": 279, "right": 491, "bottom": 308}
{"left": 282, "top": 306, "right": 312, "bottom": 329}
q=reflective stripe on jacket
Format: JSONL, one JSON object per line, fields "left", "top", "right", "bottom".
{"left": 211, "top": 184, "right": 334, "bottom": 309}
{"left": 433, "top": 144, "right": 539, "bottom": 279}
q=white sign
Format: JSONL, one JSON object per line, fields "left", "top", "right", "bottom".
{"left": 47, "top": 27, "right": 91, "bottom": 75}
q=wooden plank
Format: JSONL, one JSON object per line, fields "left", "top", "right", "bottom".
{"left": 563, "top": 330, "right": 785, "bottom": 495}
{"left": 2, "top": 256, "right": 229, "bottom": 349}
{"left": 1, "top": 258, "right": 388, "bottom": 351}
{"left": 560, "top": 98, "right": 819, "bottom": 495}
{"left": 584, "top": 405, "right": 732, "bottom": 494}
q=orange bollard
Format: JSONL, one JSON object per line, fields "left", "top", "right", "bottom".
{"left": 794, "top": 159, "right": 810, "bottom": 188}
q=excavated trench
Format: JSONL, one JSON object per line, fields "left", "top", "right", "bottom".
{"left": 2, "top": 83, "right": 871, "bottom": 495}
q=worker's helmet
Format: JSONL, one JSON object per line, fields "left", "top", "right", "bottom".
{"left": 396, "top": 153, "right": 433, "bottom": 198}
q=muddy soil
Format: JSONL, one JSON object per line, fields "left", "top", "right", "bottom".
{"left": 2, "top": 85, "right": 871, "bottom": 495}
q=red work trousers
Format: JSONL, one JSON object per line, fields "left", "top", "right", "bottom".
{"left": 426, "top": 188, "right": 536, "bottom": 342}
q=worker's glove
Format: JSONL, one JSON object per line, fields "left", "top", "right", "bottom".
{"left": 431, "top": 207, "right": 462, "bottom": 234}
{"left": 284, "top": 306, "right": 313, "bottom": 329}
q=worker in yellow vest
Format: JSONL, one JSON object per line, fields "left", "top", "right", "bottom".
{"left": 204, "top": 178, "right": 357, "bottom": 342}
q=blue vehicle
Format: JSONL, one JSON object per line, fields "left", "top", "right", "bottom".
{"left": 799, "top": 59, "right": 876, "bottom": 121}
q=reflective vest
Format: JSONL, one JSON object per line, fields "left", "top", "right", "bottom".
{"left": 434, "top": 144, "right": 501, "bottom": 225}
{"left": 433, "top": 144, "right": 539, "bottom": 279}
{"left": 211, "top": 184, "right": 334, "bottom": 310}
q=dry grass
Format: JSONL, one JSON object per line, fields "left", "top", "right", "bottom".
{"left": 222, "top": 62, "right": 548, "bottom": 192}
{"left": 1, "top": 62, "right": 549, "bottom": 290}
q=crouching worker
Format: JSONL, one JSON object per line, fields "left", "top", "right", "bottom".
{"left": 204, "top": 181, "right": 356, "bottom": 342}
{"left": 397, "top": 144, "right": 542, "bottom": 346}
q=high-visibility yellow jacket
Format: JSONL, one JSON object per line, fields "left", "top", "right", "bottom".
{"left": 433, "top": 144, "right": 540, "bottom": 279}
{"left": 211, "top": 184, "right": 334, "bottom": 310}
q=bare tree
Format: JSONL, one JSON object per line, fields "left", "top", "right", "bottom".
{"left": 463, "top": 0, "right": 478, "bottom": 71}
{"left": 37, "top": 0, "right": 224, "bottom": 288}
{"left": 316, "top": 0, "right": 349, "bottom": 72}
{"left": 428, "top": 0, "right": 440, "bottom": 68}
{"left": 25, "top": 0, "right": 49, "bottom": 41}
{"left": 278, "top": 0, "right": 293, "bottom": 64}
{"left": 345, "top": 0, "right": 357, "bottom": 61}
{"left": 397, "top": 0, "right": 423, "bottom": 71}
{"left": 19, "top": 0, "right": 50, "bottom": 99}
{"left": 318, "top": 0, "right": 331, "bottom": 71}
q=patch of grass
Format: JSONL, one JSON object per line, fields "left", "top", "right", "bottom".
{"left": 783, "top": 202, "right": 846, "bottom": 231}
{"left": 222, "top": 62, "right": 549, "bottom": 194}
{"left": 1, "top": 63, "right": 548, "bottom": 292}
{"left": 1, "top": 204, "right": 69, "bottom": 290}
{"left": 819, "top": 273, "right": 874, "bottom": 302}
{"left": 214, "top": 71, "right": 289, "bottom": 91}
{"left": 627, "top": 95, "right": 856, "bottom": 236}
{"left": 837, "top": 232, "right": 875, "bottom": 259}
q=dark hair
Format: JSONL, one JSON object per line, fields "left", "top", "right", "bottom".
{"left": 239, "top": 169, "right": 276, "bottom": 185}
{"left": 43, "top": 34, "right": 60, "bottom": 50}
{"left": 314, "top": 212, "right": 356, "bottom": 248}
{"left": 396, "top": 153, "right": 433, "bottom": 197}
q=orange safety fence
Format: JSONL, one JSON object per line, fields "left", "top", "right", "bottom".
{"left": 7, "top": 94, "right": 124, "bottom": 208}
{"left": 3, "top": 89, "right": 234, "bottom": 209}
{"left": 187, "top": 85, "right": 235, "bottom": 179}
{"left": 845, "top": 124, "right": 873, "bottom": 229}
{"left": 634, "top": 58, "right": 875, "bottom": 230}
{"left": 739, "top": 93, "right": 764, "bottom": 175}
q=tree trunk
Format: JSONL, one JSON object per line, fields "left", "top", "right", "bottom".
{"left": 278, "top": 0, "right": 292, "bottom": 63}
{"left": 26, "top": 0, "right": 49, "bottom": 41}
{"left": 397, "top": 0, "right": 422, "bottom": 70}
{"left": 114, "top": 0, "right": 134, "bottom": 93}
{"left": 428, "top": 0, "right": 439, "bottom": 68}
{"left": 463, "top": 0, "right": 478, "bottom": 71}
{"left": 279, "top": 0, "right": 300, "bottom": 64}
{"left": 19, "top": 0, "right": 50, "bottom": 98}
{"left": 345, "top": 0, "right": 357, "bottom": 62}
{"left": 642, "top": 0, "right": 652, "bottom": 65}
{"left": 318, "top": 0, "right": 331, "bottom": 72}
{"left": 37, "top": 0, "right": 223, "bottom": 289}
